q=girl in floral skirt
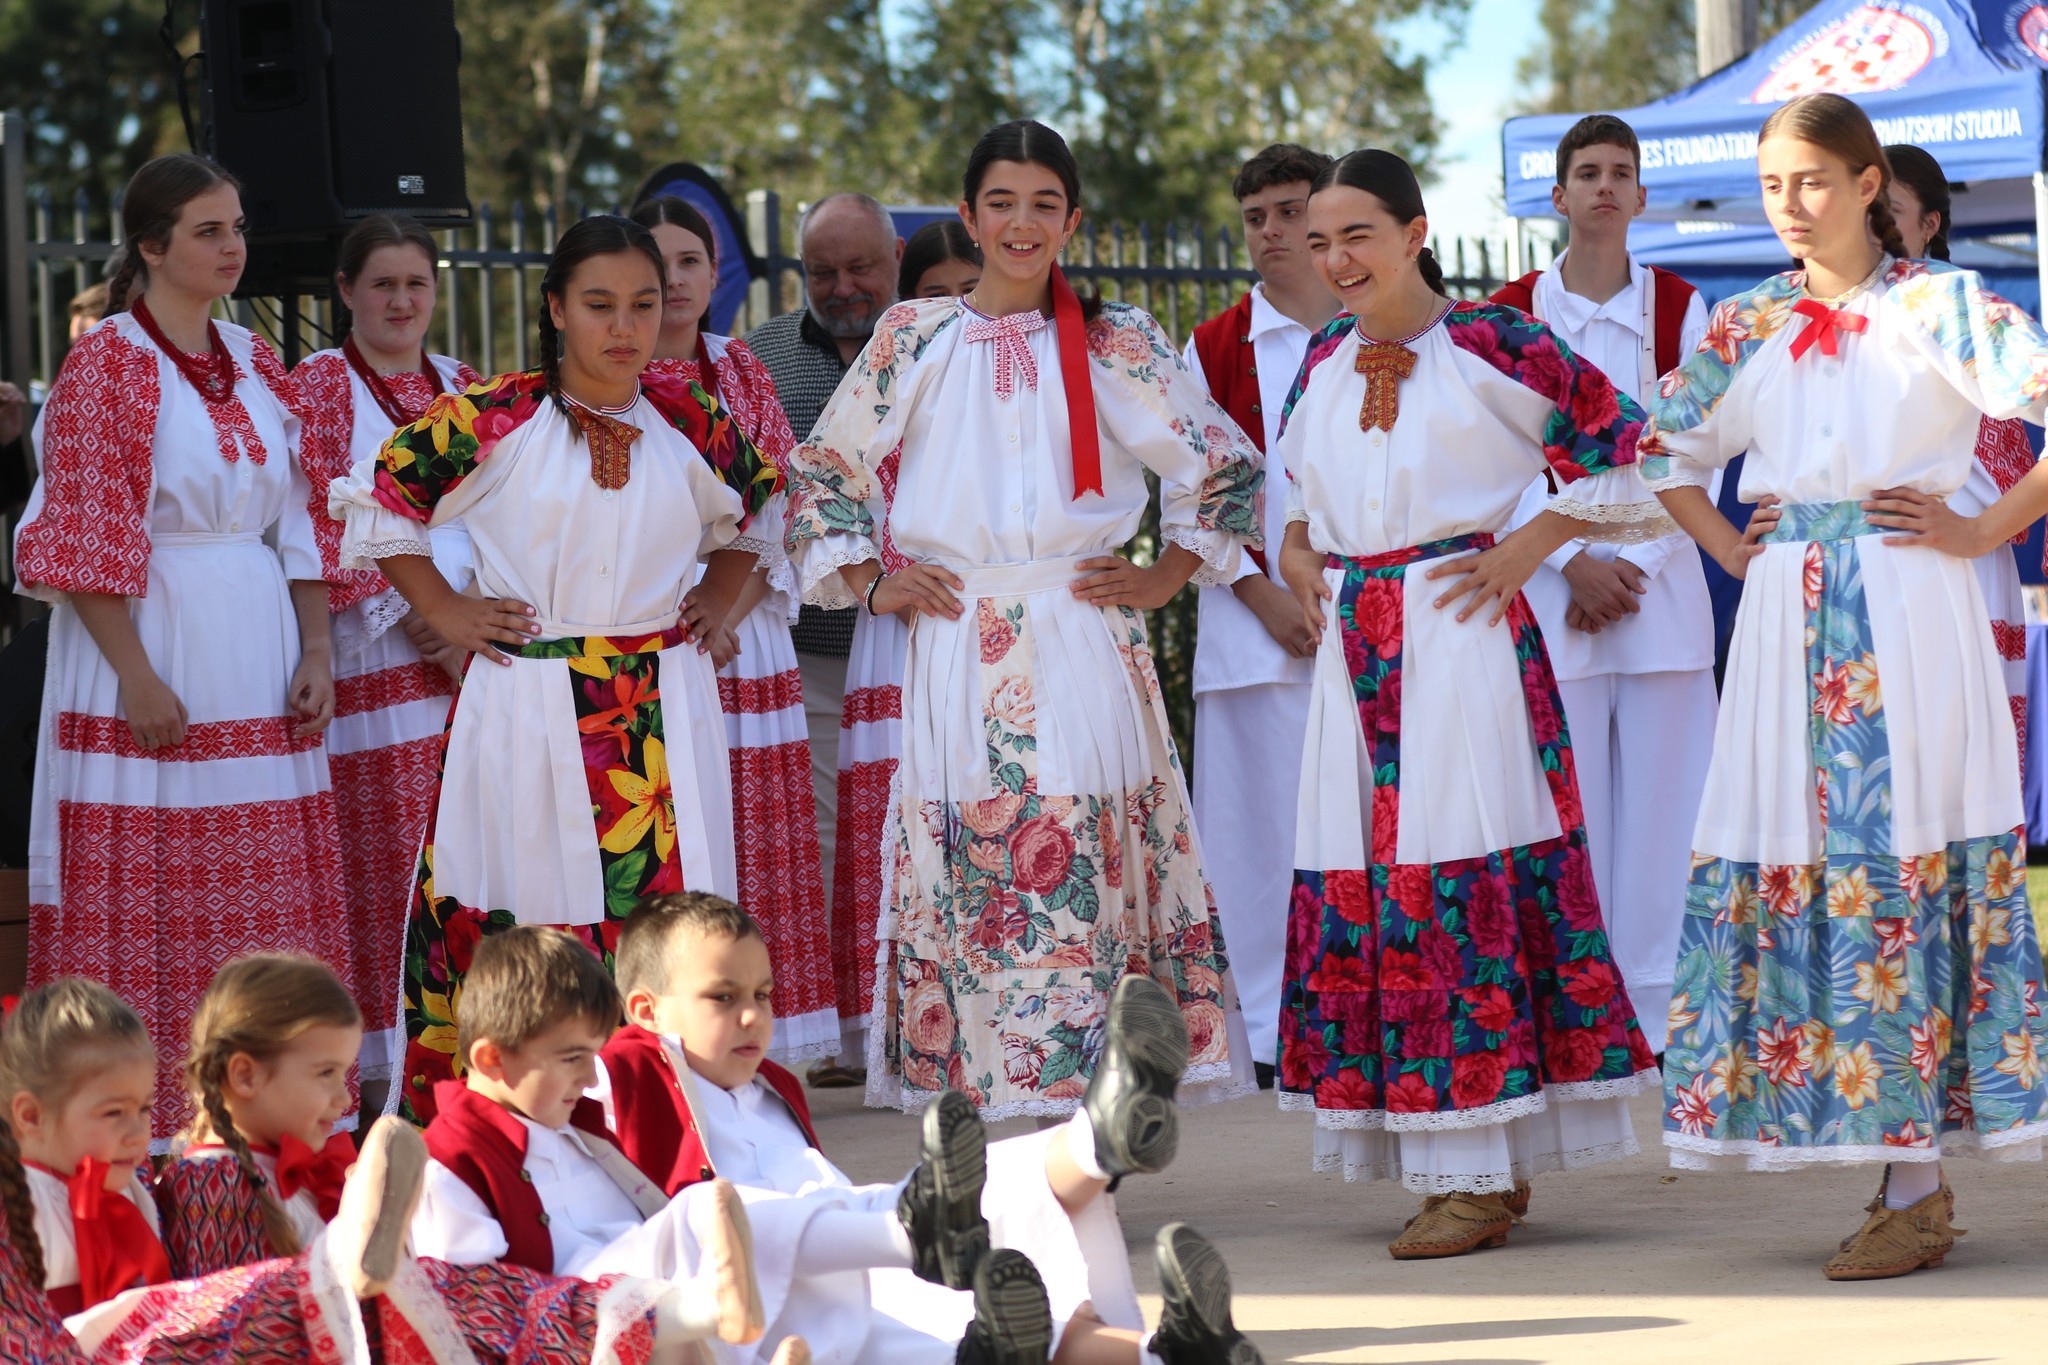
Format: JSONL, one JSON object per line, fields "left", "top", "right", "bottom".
{"left": 784, "top": 120, "right": 1265, "bottom": 1122}
{"left": 1272, "top": 149, "right": 1663, "bottom": 1259}
{"left": 1641, "top": 93, "right": 2048, "bottom": 1279}
{"left": 329, "top": 215, "right": 778, "bottom": 1124}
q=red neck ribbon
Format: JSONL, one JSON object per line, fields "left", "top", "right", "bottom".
{"left": 1788, "top": 297, "right": 1869, "bottom": 361}
{"left": 344, "top": 334, "right": 444, "bottom": 427}
{"left": 1050, "top": 265, "right": 1103, "bottom": 499}
{"left": 266, "top": 1130, "right": 356, "bottom": 1221}
{"left": 130, "top": 295, "right": 235, "bottom": 403}
{"left": 29, "top": 1157, "right": 171, "bottom": 1310}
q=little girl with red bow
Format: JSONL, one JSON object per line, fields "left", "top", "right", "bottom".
{"left": 154, "top": 954, "right": 365, "bottom": 1276}
{"left": 1, "top": 978, "right": 170, "bottom": 1315}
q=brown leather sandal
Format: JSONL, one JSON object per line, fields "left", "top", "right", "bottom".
{"left": 1388, "top": 1191, "right": 1522, "bottom": 1260}
{"left": 1823, "top": 1184, "right": 1961, "bottom": 1281}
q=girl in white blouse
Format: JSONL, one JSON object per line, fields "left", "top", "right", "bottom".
{"left": 1641, "top": 93, "right": 2048, "bottom": 1281}
{"left": 1273, "top": 149, "right": 1665, "bottom": 1259}
{"left": 784, "top": 120, "right": 1265, "bottom": 1125}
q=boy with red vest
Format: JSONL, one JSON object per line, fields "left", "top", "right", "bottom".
{"left": 596, "top": 892, "right": 1267, "bottom": 1365}
{"left": 1180, "top": 143, "right": 1339, "bottom": 1087}
{"left": 407, "top": 924, "right": 807, "bottom": 1361}
{"left": 1492, "top": 113, "right": 1717, "bottom": 1055}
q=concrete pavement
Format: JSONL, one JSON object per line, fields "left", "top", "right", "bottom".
{"left": 808, "top": 1083, "right": 2048, "bottom": 1364}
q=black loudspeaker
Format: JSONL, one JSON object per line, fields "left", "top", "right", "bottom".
{"left": 202, "top": 0, "right": 468, "bottom": 293}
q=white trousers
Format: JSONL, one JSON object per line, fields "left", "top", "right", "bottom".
{"left": 1192, "top": 680, "right": 1311, "bottom": 1069}
{"left": 1555, "top": 668, "right": 1718, "bottom": 1054}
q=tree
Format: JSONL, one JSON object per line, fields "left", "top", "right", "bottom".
{"left": 1519, "top": 0, "right": 1805, "bottom": 115}
{"left": 0, "top": 0, "right": 192, "bottom": 214}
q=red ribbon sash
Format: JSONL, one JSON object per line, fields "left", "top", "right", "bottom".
{"left": 271, "top": 1130, "right": 355, "bottom": 1220}
{"left": 1051, "top": 266, "right": 1103, "bottom": 499}
{"left": 1788, "top": 297, "right": 1868, "bottom": 361}
{"left": 35, "top": 1157, "right": 172, "bottom": 1310}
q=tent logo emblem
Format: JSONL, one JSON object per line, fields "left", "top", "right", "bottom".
{"left": 1751, "top": 4, "right": 1941, "bottom": 103}
{"left": 2018, "top": 6, "right": 2048, "bottom": 63}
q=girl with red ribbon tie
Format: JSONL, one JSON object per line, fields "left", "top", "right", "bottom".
{"left": 12, "top": 155, "right": 352, "bottom": 1153}
{"left": 292, "top": 216, "right": 481, "bottom": 1117}
{"left": 1641, "top": 93, "right": 2048, "bottom": 1280}
{"left": 627, "top": 195, "right": 840, "bottom": 1071}
{"left": 784, "top": 120, "right": 1267, "bottom": 1123}
{"left": 1270, "top": 150, "right": 1663, "bottom": 1260}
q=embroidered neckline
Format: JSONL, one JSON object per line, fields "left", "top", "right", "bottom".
{"left": 1357, "top": 299, "right": 1454, "bottom": 349}
{"left": 1798, "top": 255, "right": 1890, "bottom": 308}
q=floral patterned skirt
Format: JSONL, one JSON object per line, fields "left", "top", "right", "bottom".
{"left": 869, "top": 558, "right": 1252, "bottom": 1120}
{"left": 1663, "top": 503, "right": 2048, "bottom": 1167}
{"left": 1277, "top": 535, "right": 1659, "bottom": 1141}
{"left": 397, "top": 623, "right": 733, "bottom": 1123}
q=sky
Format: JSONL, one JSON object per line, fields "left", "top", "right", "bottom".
{"left": 1394, "top": 0, "right": 1547, "bottom": 243}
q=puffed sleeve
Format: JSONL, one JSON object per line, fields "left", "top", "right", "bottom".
{"left": 708, "top": 343, "right": 800, "bottom": 616}
{"left": 328, "top": 371, "right": 546, "bottom": 571}
{"left": 291, "top": 351, "right": 391, "bottom": 612}
{"left": 13, "top": 322, "right": 159, "bottom": 601}
{"left": 242, "top": 333, "right": 324, "bottom": 585}
{"left": 1637, "top": 283, "right": 1801, "bottom": 492}
{"left": 408, "top": 1162, "right": 513, "bottom": 1267}
{"left": 1087, "top": 303, "right": 1262, "bottom": 585}
{"left": 1890, "top": 265, "right": 2048, "bottom": 425}
{"left": 784, "top": 298, "right": 957, "bottom": 607}
{"left": 1272, "top": 315, "right": 1357, "bottom": 530}
{"left": 1444, "top": 304, "right": 1673, "bottom": 543}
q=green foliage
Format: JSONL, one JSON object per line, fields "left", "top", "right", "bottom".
{"left": 0, "top": 0, "right": 191, "bottom": 212}
{"left": 1518, "top": 0, "right": 1805, "bottom": 115}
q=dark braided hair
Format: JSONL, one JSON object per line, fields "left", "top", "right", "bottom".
{"left": 0, "top": 1114, "right": 43, "bottom": 1288}
{"left": 536, "top": 214, "right": 667, "bottom": 415}
{"left": 1759, "top": 94, "right": 1907, "bottom": 261}
{"left": 1883, "top": 144, "right": 1952, "bottom": 261}
{"left": 182, "top": 955, "right": 361, "bottom": 1259}
{"left": 1310, "top": 150, "right": 1448, "bottom": 297}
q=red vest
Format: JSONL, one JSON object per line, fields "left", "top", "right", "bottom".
{"left": 600, "top": 1024, "right": 822, "bottom": 1198}
{"left": 1190, "top": 291, "right": 1275, "bottom": 573}
{"left": 420, "top": 1080, "right": 621, "bottom": 1275}
{"left": 1491, "top": 266, "right": 1698, "bottom": 379}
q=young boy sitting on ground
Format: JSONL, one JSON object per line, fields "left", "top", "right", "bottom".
{"left": 594, "top": 891, "right": 1265, "bottom": 1365}
{"left": 408, "top": 924, "right": 807, "bottom": 1363}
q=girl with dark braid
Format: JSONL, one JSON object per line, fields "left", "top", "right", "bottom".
{"left": 329, "top": 214, "right": 780, "bottom": 1124}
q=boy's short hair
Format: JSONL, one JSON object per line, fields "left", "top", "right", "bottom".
{"left": 457, "top": 926, "right": 620, "bottom": 1062}
{"left": 1554, "top": 114, "right": 1641, "bottom": 185}
{"left": 615, "top": 893, "right": 763, "bottom": 998}
{"left": 1232, "top": 144, "right": 1335, "bottom": 203}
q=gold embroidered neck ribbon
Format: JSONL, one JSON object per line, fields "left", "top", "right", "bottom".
{"left": 566, "top": 402, "right": 642, "bottom": 491}
{"left": 1354, "top": 343, "right": 1418, "bottom": 433}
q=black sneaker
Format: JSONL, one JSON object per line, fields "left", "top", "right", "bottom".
{"left": 1150, "top": 1224, "right": 1263, "bottom": 1365}
{"left": 1081, "top": 974, "right": 1190, "bottom": 1180}
{"left": 954, "top": 1248, "right": 1054, "bottom": 1365}
{"left": 897, "top": 1089, "right": 989, "bottom": 1290}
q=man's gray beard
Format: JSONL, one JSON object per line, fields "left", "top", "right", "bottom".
{"left": 807, "top": 294, "right": 898, "bottom": 341}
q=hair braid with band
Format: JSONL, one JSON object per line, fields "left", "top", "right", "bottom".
{"left": 0, "top": 1117, "right": 44, "bottom": 1287}
{"left": 191, "top": 1041, "right": 302, "bottom": 1259}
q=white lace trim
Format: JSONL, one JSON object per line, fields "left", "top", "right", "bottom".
{"left": 342, "top": 536, "right": 433, "bottom": 572}
{"left": 1641, "top": 466, "right": 1713, "bottom": 495}
{"left": 729, "top": 532, "right": 776, "bottom": 561}
{"left": 1663, "top": 1118, "right": 2048, "bottom": 1171}
{"left": 1313, "top": 1135, "right": 1643, "bottom": 1190}
{"left": 1163, "top": 524, "right": 1239, "bottom": 588}
{"left": 1549, "top": 501, "right": 1681, "bottom": 545}
{"left": 797, "top": 538, "right": 880, "bottom": 611}
{"left": 1284, "top": 509, "right": 1311, "bottom": 527}
{"left": 334, "top": 587, "right": 414, "bottom": 666}
{"left": 1279, "top": 1065, "right": 1661, "bottom": 1131}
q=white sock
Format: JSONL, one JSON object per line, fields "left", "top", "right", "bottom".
{"left": 793, "top": 1209, "right": 916, "bottom": 1277}
{"left": 1065, "top": 1107, "right": 1109, "bottom": 1181}
{"left": 1884, "top": 1160, "right": 1943, "bottom": 1209}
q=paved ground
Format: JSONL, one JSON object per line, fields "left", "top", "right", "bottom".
{"left": 808, "top": 1083, "right": 2048, "bottom": 1364}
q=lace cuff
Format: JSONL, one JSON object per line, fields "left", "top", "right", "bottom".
{"left": 794, "top": 535, "right": 880, "bottom": 610}
{"left": 341, "top": 535, "right": 434, "bottom": 571}
{"left": 334, "top": 588, "right": 415, "bottom": 664}
{"left": 1639, "top": 452, "right": 1714, "bottom": 494}
{"left": 1549, "top": 463, "right": 1679, "bottom": 545}
{"left": 1164, "top": 524, "right": 1242, "bottom": 588}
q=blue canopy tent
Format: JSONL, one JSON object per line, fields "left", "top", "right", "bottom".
{"left": 1502, "top": 0, "right": 2048, "bottom": 309}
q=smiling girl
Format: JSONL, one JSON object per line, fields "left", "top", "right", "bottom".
{"left": 1641, "top": 93, "right": 2048, "bottom": 1280}
{"left": 785, "top": 119, "right": 1264, "bottom": 1123}
{"left": 1271, "top": 148, "right": 1663, "bottom": 1259}
{"left": 12, "top": 153, "right": 352, "bottom": 1149}
{"left": 330, "top": 214, "right": 780, "bottom": 1125}
{"left": 293, "top": 216, "right": 481, "bottom": 1114}
{"left": 628, "top": 195, "right": 839, "bottom": 1071}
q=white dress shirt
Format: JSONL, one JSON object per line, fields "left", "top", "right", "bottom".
{"left": 412, "top": 1115, "right": 649, "bottom": 1276}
